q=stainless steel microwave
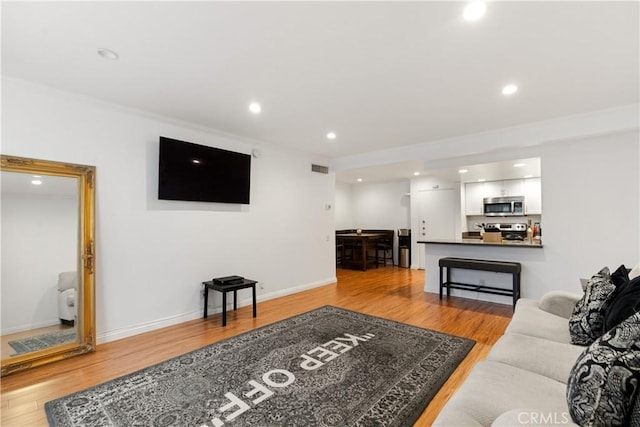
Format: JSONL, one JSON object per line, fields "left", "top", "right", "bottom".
{"left": 483, "top": 196, "right": 525, "bottom": 216}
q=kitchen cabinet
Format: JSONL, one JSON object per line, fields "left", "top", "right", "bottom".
{"left": 465, "top": 178, "right": 540, "bottom": 217}
{"left": 523, "top": 177, "right": 542, "bottom": 214}
{"left": 464, "top": 182, "right": 485, "bottom": 215}
{"left": 484, "top": 179, "right": 523, "bottom": 198}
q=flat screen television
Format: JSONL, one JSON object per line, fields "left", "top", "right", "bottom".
{"left": 158, "top": 137, "right": 251, "bottom": 204}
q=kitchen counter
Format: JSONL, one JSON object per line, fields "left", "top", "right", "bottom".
{"left": 418, "top": 238, "right": 543, "bottom": 248}
{"left": 419, "top": 238, "right": 546, "bottom": 306}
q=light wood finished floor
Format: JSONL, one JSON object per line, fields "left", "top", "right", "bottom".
{"left": 1, "top": 266, "right": 512, "bottom": 426}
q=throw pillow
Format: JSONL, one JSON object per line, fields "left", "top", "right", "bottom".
{"left": 566, "top": 311, "right": 640, "bottom": 426}
{"left": 604, "top": 275, "right": 640, "bottom": 331}
{"left": 569, "top": 267, "right": 616, "bottom": 345}
{"left": 611, "top": 264, "right": 631, "bottom": 288}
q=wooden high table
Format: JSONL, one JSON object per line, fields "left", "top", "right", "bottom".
{"left": 337, "top": 233, "right": 384, "bottom": 271}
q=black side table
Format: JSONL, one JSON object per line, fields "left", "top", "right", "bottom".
{"left": 202, "top": 279, "right": 258, "bottom": 326}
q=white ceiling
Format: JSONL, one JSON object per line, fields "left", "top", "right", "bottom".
{"left": 335, "top": 157, "right": 540, "bottom": 185}
{"left": 2, "top": 1, "right": 638, "bottom": 165}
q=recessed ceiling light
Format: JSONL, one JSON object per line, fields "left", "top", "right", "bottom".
{"left": 458, "top": 169, "right": 469, "bottom": 174}
{"left": 502, "top": 84, "right": 519, "bottom": 96}
{"left": 513, "top": 163, "right": 526, "bottom": 168}
{"left": 327, "top": 132, "right": 337, "bottom": 140}
{"left": 524, "top": 175, "right": 533, "bottom": 178}
{"left": 32, "top": 175, "right": 42, "bottom": 178}
{"left": 97, "top": 48, "right": 119, "bottom": 60}
{"left": 31, "top": 179, "right": 43, "bottom": 186}
{"left": 249, "top": 102, "right": 262, "bottom": 114}
{"left": 192, "top": 159, "right": 201, "bottom": 164}
{"left": 357, "top": 178, "right": 363, "bottom": 182}
{"left": 463, "top": 1, "right": 487, "bottom": 21}
{"left": 413, "top": 172, "right": 420, "bottom": 176}
{"left": 477, "top": 178, "right": 486, "bottom": 182}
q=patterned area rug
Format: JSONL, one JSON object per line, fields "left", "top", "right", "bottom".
{"left": 8, "top": 328, "right": 76, "bottom": 355}
{"left": 45, "top": 306, "right": 475, "bottom": 427}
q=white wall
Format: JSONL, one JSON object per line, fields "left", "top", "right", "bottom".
{"left": 539, "top": 130, "right": 639, "bottom": 281}
{"left": 1, "top": 195, "right": 77, "bottom": 334}
{"left": 334, "top": 181, "right": 354, "bottom": 229}
{"left": 350, "top": 181, "right": 410, "bottom": 230}
{"left": 1, "top": 77, "right": 336, "bottom": 342}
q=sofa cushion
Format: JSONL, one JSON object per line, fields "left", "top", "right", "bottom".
{"left": 432, "top": 361, "right": 570, "bottom": 427}
{"left": 566, "top": 312, "right": 640, "bottom": 426}
{"left": 57, "top": 271, "right": 77, "bottom": 291}
{"left": 630, "top": 392, "right": 640, "bottom": 427}
{"left": 487, "top": 333, "right": 584, "bottom": 384}
{"left": 538, "top": 291, "right": 582, "bottom": 319}
{"left": 506, "top": 299, "right": 572, "bottom": 344}
{"left": 568, "top": 267, "right": 615, "bottom": 345}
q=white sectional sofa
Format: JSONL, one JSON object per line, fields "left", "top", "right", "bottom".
{"left": 433, "top": 291, "right": 585, "bottom": 426}
{"left": 434, "top": 260, "right": 640, "bottom": 427}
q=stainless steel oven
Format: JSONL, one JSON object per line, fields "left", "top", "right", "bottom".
{"left": 483, "top": 196, "right": 525, "bottom": 217}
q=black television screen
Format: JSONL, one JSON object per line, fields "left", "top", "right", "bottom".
{"left": 158, "top": 137, "right": 251, "bottom": 204}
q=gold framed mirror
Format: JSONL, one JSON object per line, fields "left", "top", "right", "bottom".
{"left": 1, "top": 155, "right": 95, "bottom": 376}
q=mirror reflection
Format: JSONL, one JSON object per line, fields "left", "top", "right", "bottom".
{"left": 1, "top": 172, "right": 79, "bottom": 357}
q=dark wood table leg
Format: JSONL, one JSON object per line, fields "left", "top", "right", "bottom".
{"left": 252, "top": 284, "right": 257, "bottom": 318}
{"left": 361, "top": 240, "right": 367, "bottom": 271}
{"left": 222, "top": 291, "right": 227, "bottom": 327}
{"left": 446, "top": 267, "right": 451, "bottom": 297}
{"left": 375, "top": 239, "right": 379, "bottom": 268}
{"left": 233, "top": 289, "right": 238, "bottom": 310}
{"left": 439, "top": 266, "right": 443, "bottom": 299}
{"left": 203, "top": 286, "right": 208, "bottom": 318}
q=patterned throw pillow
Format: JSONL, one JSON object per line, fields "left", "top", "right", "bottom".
{"left": 566, "top": 311, "right": 640, "bottom": 426}
{"left": 569, "top": 267, "right": 616, "bottom": 345}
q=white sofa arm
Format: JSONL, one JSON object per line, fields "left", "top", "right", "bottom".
{"left": 537, "top": 291, "right": 582, "bottom": 319}
{"left": 58, "top": 288, "right": 76, "bottom": 321}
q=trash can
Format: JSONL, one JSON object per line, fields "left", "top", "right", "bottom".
{"left": 398, "top": 229, "right": 411, "bottom": 268}
{"left": 400, "top": 248, "right": 410, "bottom": 268}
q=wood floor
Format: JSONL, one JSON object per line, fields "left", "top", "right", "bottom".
{"left": 1, "top": 266, "right": 513, "bottom": 427}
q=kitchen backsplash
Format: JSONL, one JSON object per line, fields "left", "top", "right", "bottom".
{"left": 465, "top": 214, "right": 542, "bottom": 233}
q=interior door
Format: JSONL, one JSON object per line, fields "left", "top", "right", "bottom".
{"left": 417, "top": 189, "right": 457, "bottom": 269}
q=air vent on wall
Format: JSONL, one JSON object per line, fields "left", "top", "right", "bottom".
{"left": 311, "top": 164, "right": 329, "bottom": 174}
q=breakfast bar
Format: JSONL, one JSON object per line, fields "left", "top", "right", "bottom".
{"left": 419, "top": 238, "right": 544, "bottom": 306}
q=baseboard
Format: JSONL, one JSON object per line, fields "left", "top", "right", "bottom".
{"left": 97, "top": 310, "right": 203, "bottom": 343}
{"left": 254, "top": 276, "right": 337, "bottom": 303}
{"left": 2, "top": 319, "right": 60, "bottom": 336}
{"left": 97, "top": 276, "right": 337, "bottom": 344}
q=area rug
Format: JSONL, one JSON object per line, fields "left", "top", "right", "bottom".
{"left": 45, "top": 306, "right": 475, "bottom": 427}
{"left": 8, "top": 328, "right": 76, "bottom": 355}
